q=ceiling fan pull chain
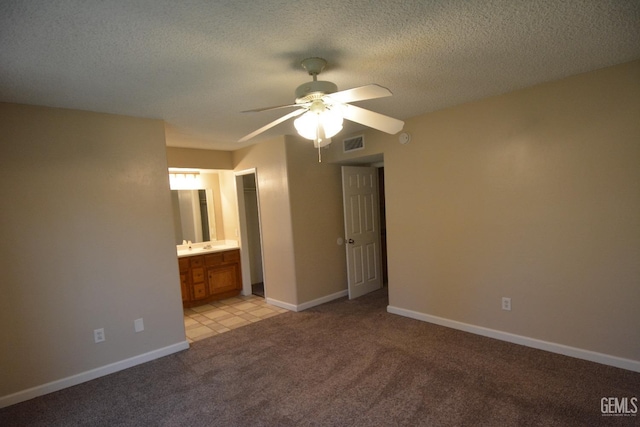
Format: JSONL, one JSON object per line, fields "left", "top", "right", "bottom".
{"left": 318, "top": 145, "right": 322, "bottom": 163}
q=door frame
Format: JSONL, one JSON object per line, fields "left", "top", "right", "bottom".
{"left": 338, "top": 161, "right": 388, "bottom": 298}
{"left": 234, "top": 168, "right": 266, "bottom": 298}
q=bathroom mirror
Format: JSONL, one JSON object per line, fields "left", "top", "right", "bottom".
{"left": 171, "top": 189, "right": 217, "bottom": 245}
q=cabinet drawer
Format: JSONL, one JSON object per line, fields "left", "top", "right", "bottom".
{"left": 205, "top": 250, "right": 240, "bottom": 266}
{"left": 205, "top": 253, "right": 224, "bottom": 266}
{"left": 191, "top": 267, "right": 204, "bottom": 283}
{"left": 223, "top": 250, "right": 240, "bottom": 262}
{"left": 192, "top": 283, "right": 207, "bottom": 299}
{"left": 190, "top": 256, "right": 204, "bottom": 268}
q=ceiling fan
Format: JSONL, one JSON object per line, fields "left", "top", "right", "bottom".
{"left": 238, "top": 57, "right": 404, "bottom": 154}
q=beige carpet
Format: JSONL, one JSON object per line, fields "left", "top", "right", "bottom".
{"left": 1, "top": 288, "right": 638, "bottom": 426}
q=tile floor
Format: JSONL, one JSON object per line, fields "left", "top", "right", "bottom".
{"left": 183, "top": 294, "right": 287, "bottom": 343}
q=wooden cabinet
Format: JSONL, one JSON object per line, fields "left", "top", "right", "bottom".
{"left": 178, "top": 258, "right": 190, "bottom": 303}
{"left": 178, "top": 249, "right": 242, "bottom": 308}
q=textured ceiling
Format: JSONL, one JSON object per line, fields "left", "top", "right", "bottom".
{"left": 1, "top": 0, "right": 639, "bottom": 151}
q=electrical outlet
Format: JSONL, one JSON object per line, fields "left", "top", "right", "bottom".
{"left": 502, "top": 297, "right": 512, "bottom": 311}
{"left": 94, "top": 328, "right": 105, "bottom": 343}
{"left": 134, "top": 318, "right": 144, "bottom": 333}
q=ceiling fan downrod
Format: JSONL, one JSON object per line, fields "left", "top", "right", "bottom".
{"left": 295, "top": 58, "right": 337, "bottom": 103}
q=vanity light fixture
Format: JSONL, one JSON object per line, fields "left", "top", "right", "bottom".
{"left": 168, "top": 169, "right": 202, "bottom": 190}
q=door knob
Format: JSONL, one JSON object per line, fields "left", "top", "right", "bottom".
{"left": 347, "top": 239, "right": 355, "bottom": 244}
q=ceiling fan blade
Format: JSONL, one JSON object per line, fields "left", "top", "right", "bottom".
{"left": 242, "top": 103, "right": 304, "bottom": 113}
{"left": 342, "top": 104, "right": 404, "bottom": 135}
{"left": 238, "top": 108, "right": 306, "bottom": 142}
{"left": 324, "top": 84, "right": 392, "bottom": 104}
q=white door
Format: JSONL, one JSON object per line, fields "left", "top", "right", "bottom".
{"left": 342, "top": 166, "right": 382, "bottom": 299}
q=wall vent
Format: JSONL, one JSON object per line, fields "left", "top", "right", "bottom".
{"left": 343, "top": 135, "right": 364, "bottom": 152}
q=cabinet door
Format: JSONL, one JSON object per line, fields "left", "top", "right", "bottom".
{"left": 208, "top": 264, "right": 240, "bottom": 295}
{"left": 180, "top": 273, "right": 189, "bottom": 302}
{"left": 178, "top": 257, "right": 190, "bottom": 273}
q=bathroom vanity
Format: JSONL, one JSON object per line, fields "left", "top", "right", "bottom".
{"left": 178, "top": 245, "right": 242, "bottom": 308}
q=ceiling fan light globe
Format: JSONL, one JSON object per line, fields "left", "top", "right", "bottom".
{"left": 294, "top": 111, "right": 319, "bottom": 140}
{"left": 320, "top": 108, "right": 343, "bottom": 138}
{"left": 294, "top": 109, "right": 343, "bottom": 141}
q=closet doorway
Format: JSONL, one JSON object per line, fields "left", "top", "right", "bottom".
{"left": 235, "top": 170, "right": 265, "bottom": 298}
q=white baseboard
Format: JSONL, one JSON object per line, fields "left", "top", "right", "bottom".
{"left": 0, "top": 341, "right": 190, "bottom": 409}
{"left": 267, "top": 289, "right": 348, "bottom": 312}
{"left": 296, "top": 290, "right": 348, "bottom": 311}
{"left": 387, "top": 305, "right": 640, "bottom": 373}
{"left": 265, "top": 297, "right": 298, "bottom": 312}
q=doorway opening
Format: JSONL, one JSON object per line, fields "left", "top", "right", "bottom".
{"left": 235, "top": 170, "right": 265, "bottom": 299}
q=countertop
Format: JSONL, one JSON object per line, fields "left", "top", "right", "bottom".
{"left": 176, "top": 241, "right": 239, "bottom": 258}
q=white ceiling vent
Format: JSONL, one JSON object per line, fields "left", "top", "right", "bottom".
{"left": 343, "top": 135, "right": 364, "bottom": 153}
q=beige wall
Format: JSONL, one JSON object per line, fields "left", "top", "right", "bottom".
{"left": 231, "top": 136, "right": 348, "bottom": 305}
{"left": 0, "top": 103, "right": 186, "bottom": 400}
{"left": 285, "top": 136, "right": 348, "bottom": 302}
{"left": 326, "top": 60, "right": 640, "bottom": 362}
{"left": 166, "top": 146, "right": 233, "bottom": 170}
{"left": 233, "top": 137, "right": 298, "bottom": 304}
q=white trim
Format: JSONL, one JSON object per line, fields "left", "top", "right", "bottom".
{"left": 297, "top": 290, "right": 348, "bottom": 311}
{"left": 235, "top": 168, "right": 256, "bottom": 177}
{"left": 387, "top": 306, "right": 640, "bottom": 373}
{"left": 267, "top": 289, "right": 348, "bottom": 312}
{"left": 234, "top": 171, "right": 252, "bottom": 297}
{"left": 0, "top": 341, "right": 190, "bottom": 409}
{"left": 266, "top": 297, "right": 298, "bottom": 312}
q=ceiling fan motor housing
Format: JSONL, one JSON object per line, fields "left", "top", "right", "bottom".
{"left": 295, "top": 81, "right": 338, "bottom": 103}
